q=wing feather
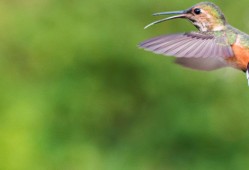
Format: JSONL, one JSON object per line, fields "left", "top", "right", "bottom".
{"left": 139, "top": 32, "right": 234, "bottom": 59}
{"left": 177, "top": 39, "right": 200, "bottom": 58}
{"left": 163, "top": 39, "right": 194, "bottom": 56}
{"left": 184, "top": 39, "right": 206, "bottom": 58}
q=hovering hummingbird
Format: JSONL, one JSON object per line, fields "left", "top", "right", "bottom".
{"left": 139, "top": 2, "right": 249, "bottom": 85}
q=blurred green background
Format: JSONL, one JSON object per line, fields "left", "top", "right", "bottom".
{"left": 1, "top": 0, "right": 249, "bottom": 169}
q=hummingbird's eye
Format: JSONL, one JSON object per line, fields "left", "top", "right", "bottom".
{"left": 194, "top": 8, "right": 201, "bottom": 15}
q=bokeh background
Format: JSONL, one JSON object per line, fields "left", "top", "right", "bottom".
{"left": 1, "top": 0, "right": 249, "bottom": 169}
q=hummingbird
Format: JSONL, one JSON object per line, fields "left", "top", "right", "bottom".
{"left": 139, "top": 2, "right": 249, "bottom": 85}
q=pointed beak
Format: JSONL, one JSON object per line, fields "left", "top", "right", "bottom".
{"left": 144, "top": 10, "right": 187, "bottom": 29}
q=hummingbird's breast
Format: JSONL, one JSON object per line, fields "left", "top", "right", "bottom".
{"left": 228, "top": 33, "right": 249, "bottom": 71}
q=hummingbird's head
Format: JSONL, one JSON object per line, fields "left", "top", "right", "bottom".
{"left": 145, "top": 2, "right": 227, "bottom": 32}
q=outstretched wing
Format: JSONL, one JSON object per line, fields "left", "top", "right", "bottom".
{"left": 139, "top": 32, "right": 234, "bottom": 58}
{"left": 139, "top": 32, "right": 234, "bottom": 70}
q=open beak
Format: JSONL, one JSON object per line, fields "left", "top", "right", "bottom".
{"left": 144, "top": 10, "right": 187, "bottom": 29}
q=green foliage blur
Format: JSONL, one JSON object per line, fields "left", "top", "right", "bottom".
{"left": 1, "top": 0, "right": 249, "bottom": 169}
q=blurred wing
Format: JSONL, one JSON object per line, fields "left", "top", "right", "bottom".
{"left": 139, "top": 32, "right": 234, "bottom": 58}
{"left": 175, "top": 57, "right": 227, "bottom": 71}
{"left": 139, "top": 32, "right": 234, "bottom": 70}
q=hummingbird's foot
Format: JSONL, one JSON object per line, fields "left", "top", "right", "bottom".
{"left": 247, "top": 63, "right": 249, "bottom": 86}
